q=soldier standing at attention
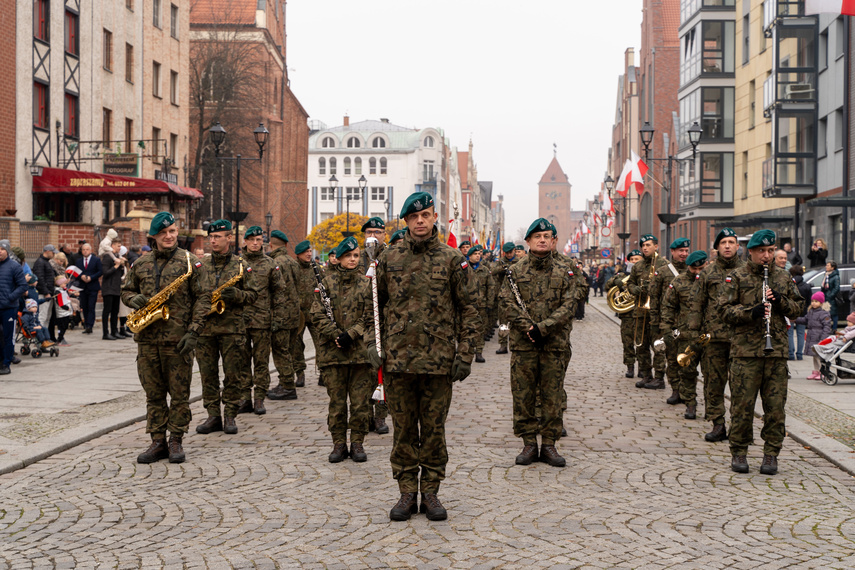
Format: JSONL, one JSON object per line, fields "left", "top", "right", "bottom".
{"left": 195, "top": 220, "right": 256, "bottom": 436}
{"left": 492, "top": 242, "right": 520, "bottom": 355}
{"left": 238, "top": 226, "right": 288, "bottom": 415}
{"left": 371, "top": 191, "right": 479, "bottom": 522}
{"left": 267, "top": 230, "right": 302, "bottom": 401}
{"left": 500, "top": 218, "right": 576, "bottom": 468}
{"left": 605, "top": 250, "right": 643, "bottom": 378}
{"left": 687, "top": 228, "right": 744, "bottom": 443}
{"left": 660, "top": 250, "right": 708, "bottom": 420}
{"left": 458, "top": 240, "right": 471, "bottom": 257}
{"left": 293, "top": 240, "right": 322, "bottom": 388}
{"left": 311, "top": 237, "right": 374, "bottom": 463}
{"left": 467, "top": 245, "right": 494, "bottom": 364}
{"left": 121, "top": 211, "right": 211, "bottom": 464}
{"left": 627, "top": 235, "right": 669, "bottom": 387}
{"left": 719, "top": 230, "right": 802, "bottom": 474}
{"left": 646, "top": 238, "right": 690, "bottom": 393}
{"left": 389, "top": 230, "right": 405, "bottom": 245}
{"left": 359, "top": 217, "right": 390, "bottom": 435}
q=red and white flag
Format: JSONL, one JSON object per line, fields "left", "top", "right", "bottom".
{"left": 603, "top": 191, "right": 615, "bottom": 216}
{"left": 582, "top": 221, "right": 592, "bottom": 235}
{"left": 66, "top": 265, "right": 82, "bottom": 278}
{"left": 447, "top": 219, "right": 457, "bottom": 248}
{"left": 606, "top": 216, "right": 615, "bottom": 229}
{"left": 574, "top": 228, "right": 582, "bottom": 243}
{"left": 616, "top": 151, "right": 649, "bottom": 197}
{"left": 805, "top": 0, "right": 855, "bottom": 15}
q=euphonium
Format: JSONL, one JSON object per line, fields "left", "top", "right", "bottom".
{"left": 126, "top": 251, "right": 193, "bottom": 333}
{"left": 208, "top": 260, "right": 244, "bottom": 315}
{"left": 677, "top": 333, "right": 711, "bottom": 367}
{"left": 607, "top": 274, "right": 636, "bottom": 314}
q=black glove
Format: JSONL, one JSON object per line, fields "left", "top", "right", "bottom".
{"left": 527, "top": 325, "right": 544, "bottom": 345}
{"left": 177, "top": 332, "right": 198, "bottom": 356}
{"left": 367, "top": 346, "right": 385, "bottom": 370}
{"left": 220, "top": 287, "right": 241, "bottom": 303}
{"left": 336, "top": 332, "right": 353, "bottom": 350}
{"left": 750, "top": 303, "right": 766, "bottom": 320}
{"left": 128, "top": 294, "right": 148, "bottom": 310}
{"left": 450, "top": 357, "right": 472, "bottom": 382}
{"left": 768, "top": 289, "right": 782, "bottom": 304}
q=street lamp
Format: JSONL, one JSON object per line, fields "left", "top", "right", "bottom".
{"left": 208, "top": 121, "right": 269, "bottom": 253}
{"left": 265, "top": 211, "right": 273, "bottom": 244}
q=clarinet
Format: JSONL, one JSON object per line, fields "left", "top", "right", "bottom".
{"left": 505, "top": 265, "right": 532, "bottom": 321}
{"left": 311, "top": 260, "right": 336, "bottom": 325}
{"left": 763, "top": 265, "right": 774, "bottom": 354}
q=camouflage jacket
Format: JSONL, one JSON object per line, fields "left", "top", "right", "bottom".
{"left": 359, "top": 243, "right": 385, "bottom": 276}
{"left": 200, "top": 252, "right": 257, "bottom": 337}
{"left": 718, "top": 260, "right": 803, "bottom": 358}
{"left": 310, "top": 265, "right": 370, "bottom": 367}
{"left": 469, "top": 262, "right": 495, "bottom": 310}
{"left": 649, "top": 260, "right": 686, "bottom": 331}
{"left": 687, "top": 255, "right": 745, "bottom": 342}
{"left": 296, "top": 259, "right": 324, "bottom": 315}
{"left": 491, "top": 256, "right": 519, "bottom": 318}
{"left": 626, "top": 253, "right": 670, "bottom": 317}
{"left": 121, "top": 246, "right": 211, "bottom": 344}
{"left": 373, "top": 227, "right": 480, "bottom": 373}
{"left": 267, "top": 247, "right": 301, "bottom": 330}
{"left": 659, "top": 270, "right": 700, "bottom": 335}
{"left": 605, "top": 271, "right": 634, "bottom": 320}
{"left": 240, "top": 248, "right": 288, "bottom": 331}
{"left": 499, "top": 253, "right": 577, "bottom": 352}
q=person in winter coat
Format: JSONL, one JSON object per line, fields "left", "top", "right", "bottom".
{"left": 100, "top": 239, "right": 128, "bottom": 340}
{"left": 821, "top": 260, "right": 840, "bottom": 330}
{"left": 808, "top": 238, "right": 828, "bottom": 268}
{"left": 0, "top": 240, "right": 28, "bottom": 374}
{"left": 53, "top": 276, "right": 74, "bottom": 346}
{"left": 805, "top": 292, "right": 833, "bottom": 380}
{"left": 789, "top": 265, "right": 813, "bottom": 360}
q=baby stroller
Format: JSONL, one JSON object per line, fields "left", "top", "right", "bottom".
{"left": 817, "top": 338, "right": 855, "bottom": 386}
{"left": 16, "top": 313, "right": 60, "bottom": 359}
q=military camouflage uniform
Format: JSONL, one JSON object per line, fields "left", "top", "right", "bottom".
{"left": 360, "top": 245, "right": 388, "bottom": 423}
{"left": 605, "top": 271, "right": 636, "bottom": 367}
{"left": 311, "top": 265, "right": 373, "bottom": 445}
{"left": 121, "top": 247, "right": 211, "bottom": 438}
{"left": 499, "top": 252, "right": 577, "bottom": 445}
{"left": 268, "top": 246, "right": 301, "bottom": 391}
{"left": 294, "top": 259, "right": 323, "bottom": 379}
{"left": 649, "top": 260, "right": 687, "bottom": 387}
{"left": 491, "top": 256, "right": 520, "bottom": 351}
{"left": 660, "top": 271, "right": 701, "bottom": 406}
{"left": 688, "top": 255, "right": 744, "bottom": 427}
{"left": 197, "top": 252, "right": 256, "bottom": 418}
{"left": 373, "top": 227, "right": 480, "bottom": 494}
{"left": 719, "top": 261, "right": 802, "bottom": 457}
{"left": 626, "top": 253, "right": 670, "bottom": 377}
{"left": 469, "top": 261, "right": 495, "bottom": 353}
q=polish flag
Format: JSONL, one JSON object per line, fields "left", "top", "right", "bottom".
{"left": 66, "top": 265, "right": 82, "bottom": 278}
{"left": 582, "top": 221, "right": 592, "bottom": 235}
{"left": 574, "top": 229, "right": 582, "bottom": 243}
{"left": 616, "top": 152, "right": 649, "bottom": 197}
{"left": 563, "top": 241, "right": 571, "bottom": 254}
{"left": 606, "top": 217, "right": 615, "bottom": 229}
{"left": 447, "top": 219, "right": 457, "bottom": 248}
{"left": 603, "top": 191, "right": 615, "bottom": 216}
{"left": 805, "top": 0, "right": 855, "bottom": 15}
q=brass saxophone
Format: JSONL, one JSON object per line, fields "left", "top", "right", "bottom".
{"left": 127, "top": 251, "right": 194, "bottom": 333}
{"left": 208, "top": 260, "right": 244, "bottom": 315}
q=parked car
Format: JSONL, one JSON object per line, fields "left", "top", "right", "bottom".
{"left": 804, "top": 265, "right": 855, "bottom": 327}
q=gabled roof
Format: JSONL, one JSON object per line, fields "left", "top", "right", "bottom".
{"left": 539, "top": 157, "right": 569, "bottom": 184}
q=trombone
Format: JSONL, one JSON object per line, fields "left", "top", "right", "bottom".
{"left": 634, "top": 251, "right": 658, "bottom": 348}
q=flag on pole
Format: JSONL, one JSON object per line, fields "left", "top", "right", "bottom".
{"left": 805, "top": 0, "right": 855, "bottom": 15}
{"left": 616, "top": 152, "right": 649, "bottom": 197}
{"left": 447, "top": 219, "right": 457, "bottom": 248}
{"left": 603, "top": 191, "right": 615, "bottom": 216}
{"left": 582, "top": 221, "right": 592, "bottom": 235}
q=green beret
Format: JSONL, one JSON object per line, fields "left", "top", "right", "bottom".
{"left": 628, "top": 249, "right": 642, "bottom": 258}
{"left": 686, "top": 250, "right": 708, "bottom": 267}
{"left": 148, "top": 211, "right": 176, "bottom": 236}
{"left": 390, "top": 229, "right": 406, "bottom": 244}
{"left": 502, "top": 242, "right": 516, "bottom": 253}
{"left": 468, "top": 245, "right": 483, "bottom": 255}
{"left": 244, "top": 226, "right": 263, "bottom": 239}
{"left": 515, "top": 245, "right": 525, "bottom": 251}
{"left": 747, "top": 229, "right": 776, "bottom": 249}
{"left": 459, "top": 240, "right": 471, "bottom": 248}
{"left": 670, "top": 238, "right": 690, "bottom": 250}
{"left": 548, "top": 222, "right": 558, "bottom": 237}
{"left": 399, "top": 191, "right": 435, "bottom": 218}
{"left": 713, "top": 227, "right": 737, "bottom": 249}
{"left": 207, "top": 219, "right": 231, "bottom": 235}
{"left": 270, "top": 230, "right": 289, "bottom": 243}
{"left": 525, "top": 218, "right": 552, "bottom": 240}
{"left": 361, "top": 217, "right": 385, "bottom": 232}
{"left": 334, "top": 236, "right": 359, "bottom": 259}
{"left": 639, "top": 234, "right": 657, "bottom": 245}
{"left": 294, "top": 240, "right": 311, "bottom": 255}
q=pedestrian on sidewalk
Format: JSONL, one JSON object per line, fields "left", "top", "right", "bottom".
{"left": 821, "top": 260, "right": 840, "bottom": 331}
{"left": 0, "top": 241, "right": 28, "bottom": 375}
{"left": 804, "top": 292, "right": 832, "bottom": 380}
{"left": 77, "top": 243, "right": 102, "bottom": 334}
{"left": 53, "top": 277, "right": 73, "bottom": 346}
{"left": 789, "top": 265, "right": 812, "bottom": 360}
{"left": 33, "top": 245, "right": 57, "bottom": 340}
{"left": 808, "top": 238, "right": 828, "bottom": 269}
{"left": 100, "top": 239, "right": 126, "bottom": 340}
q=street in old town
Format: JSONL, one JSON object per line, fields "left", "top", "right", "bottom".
{"left": 2, "top": 303, "right": 855, "bottom": 568}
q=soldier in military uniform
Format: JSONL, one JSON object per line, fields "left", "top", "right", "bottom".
{"left": 389, "top": 229, "right": 405, "bottom": 245}
{"left": 719, "top": 230, "right": 802, "bottom": 475}
{"left": 606, "top": 250, "right": 642, "bottom": 378}
{"left": 646, "top": 238, "right": 690, "bottom": 392}
{"left": 458, "top": 240, "right": 471, "bottom": 257}
{"left": 239, "top": 226, "right": 291, "bottom": 415}
{"left": 267, "top": 230, "right": 302, "bottom": 401}
{"left": 370, "top": 191, "right": 480, "bottom": 522}
{"left": 500, "top": 218, "right": 577, "bottom": 468}
{"left": 311, "top": 237, "right": 374, "bottom": 463}
{"left": 660, "top": 250, "right": 707, "bottom": 420}
{"left": 515, "top": 244, "right": 526, "bottom": 258}
{"left": 121, "top": 211, "right": 211, "bottom": 464}
{"left": 293, "top": 240, "right": 323, "bottom": 388}
{"left": 626, "top": 235, "right": 669, "bottom": 386}
{"left": 467, "top": 245, "right": 494, "bottom": 363}
{"left": 492, "top": 242, "right": 520, "bottom": 355}
{"left": 687, "top": 227, "right": 744, "bottom": 443}
{"left": 195, "top": 220, "right": 256, "bottom": 435}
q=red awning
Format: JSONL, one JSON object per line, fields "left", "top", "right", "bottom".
{"left": 32, "top": 168, "right": 202, "bottom": 201}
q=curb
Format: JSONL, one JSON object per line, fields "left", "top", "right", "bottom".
{"left": 588, "top": 299, "right": 855, "bottom": 477}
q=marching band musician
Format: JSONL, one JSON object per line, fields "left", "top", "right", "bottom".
{"left": 293, "top": 240, "right": 323, "bottom": 387}
{"left": 605, "top": 250, "right": 643, "bottom": 379}
{"left": 195, "top": 220, "right": 257, "bottom": 436}
{"left": 626, "top": 235, "right": 669, "bottom": 387}
{"left": 121, "top": 211, "right": 211, "bottom": 464}
{"left": 718, "top": 230, "right": 802, "bottom": 475}
{"left": 267, "top": 230, "right": 302, "bottom": 402}
{"left": 491, "top": 242, "right": 521, "bottom": 355}
{"left": 660, "top": 250, "right": 708, "bottom": 420}
{"left": 647, "top": 238, "right": 690, "bottom": 394}
{"left": 687, "top": 228, "right": 743, "bottom": 443}
{"left": 466, "top": 244, "right": 495, "bottom": 364}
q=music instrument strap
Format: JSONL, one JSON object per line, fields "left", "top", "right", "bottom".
{"left": 154, "top": 248, "right": 179, "bottom": 293}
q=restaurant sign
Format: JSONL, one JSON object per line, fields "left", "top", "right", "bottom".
{"left": 103, "top": 153, "right": 139, "bottom": 177}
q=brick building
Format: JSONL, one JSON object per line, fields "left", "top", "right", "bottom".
{"left": 538, "top": 154, "right": 573, "bottom": 249}
{"left": 0, "top": 4, "right": 14, "bottom": 215}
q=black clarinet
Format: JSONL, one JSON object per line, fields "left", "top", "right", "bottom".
{"left": 763, "top": 265, "right": 774, "bottom": 354}
{"left": 311, "top": 260, "right": 336, "bottom": 325}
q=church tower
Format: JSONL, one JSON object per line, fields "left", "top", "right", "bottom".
{"left": 538, "top": 151, "right": 573, "bottom": 249}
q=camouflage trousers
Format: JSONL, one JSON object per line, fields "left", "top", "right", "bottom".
{"left": 728, "top": 357, "right": 789, "bottom": 457}
{"left": 676, "top": 338, "right": 700, "bottom": 407}
{"left": 631, "top": 316, "right": 654, "bottom": 374}
{"left": 665, "top": 344, "right": 680, "bottom": 390}
{"left": 701, "top": 341, "right": 730, "bottom": 425}
{"left": 511, "top": 350, "right": 566, "bottom": 445}
{"left": 240, "top": 328, "right": 271, "bottom": 401}
{"left": 498, "top": 324, "right": 510, "bottom": 349}
{"left": 271, "top": 328, "right": 296, "bottom": 390}
{"left": 619, "top": 317, "right": 637, "bottom": 366}
{"left": 385, "top": 373, "right": 453, "bottom": 494}
{"left": 291, "top": 314, "right": 320, "bottom": 376}
{"left": 137, "top": 343, "right": 193, "bottom": 438}
{"left": 474, "top": 307, "right": 488, "bottom": 352}
{"left": 197, "top": 334, "right": 247, "bottom": 418}
{"left": 324, "top": 364, "right": 374, "bottom": 445}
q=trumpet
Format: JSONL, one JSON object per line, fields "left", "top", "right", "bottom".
{"left": 677, "top": 333, "right": 711, "bottom": 367}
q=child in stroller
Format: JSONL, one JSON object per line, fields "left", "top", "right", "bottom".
{"left": 814, "top": 311, "right": 855, "bottom": 384}
{"left": 18, "top": 298, "right": 59, "bottom": 358}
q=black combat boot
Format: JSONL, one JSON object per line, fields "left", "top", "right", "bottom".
{"left": 643, "top": 376, "right": 666, "bottom": 390}
{"left": 684, "top": 405, "right": 697, "bottom": 420}
{"left": 539, "top": 445, "right": 566, "bottom": 467}
{"left": 195, "top": 415, "right": 223, "bottom": 434}
{"left": 328, "top": 443, "right": 348, "bottom": 463}
{"left": 374, "top": 416, "right": 389, "bottom": 434}
{"left": 635, "top": 370, "right": 652, "bottom": 388}
{"left": 235, "top": 400, "right": 253, "bottom": 414}
{"left": 137, "top": 438, "right": 169, "bottom": 464}
{"left": 474, "top": 353, "right": 485, "bottom": 363}
{"left": 253, "top": 399, "right": 266, "bottom": 415}
{"left": 496, "top": 346, "right": 508, "bottom": 354}
{"left": 420, "top": 493, "right": 448, "bottom": 521}
{"left": 168, "top": 436, "right": 185, "bottom": 463}
{"left": 666, "top": 389, "right": 682, "bottom": 405}
{"left": 223, "top": 416, "right": 238, "bottom": 435}
{"left": 389, "top": 493, "right": 418, "bottom": 521}
{"left": 731, "top": 455, "right": 749, "bottom": 473}
{"left": 515, "top": 443, "right": 539, "bottom": 465}
{"left": 350, "top": 442, "right": 367, "bottom": 462}
{"left": 759, "top": 455, "right": 778, "bottom": 475}
{"left": 625, "top": 364, "right": 635, "bottom": 378}
{"left": 295, "top": 372, "right": 305, "bottom": 387}
{"left": 269, "top": 386, "right": 298, "bottom": 400}
{"left": 705, "top": 424, "right": 728, "bottom": 442}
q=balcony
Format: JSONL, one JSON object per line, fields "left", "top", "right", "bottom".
{"left": 421, "top": 172, "right": 437, "bottom": 186}
{"left": 764, "top": 0, "right": 806, "bottom": 36}
{"left": 681, "top": 0, "right": 735, "bottom": 26}
{"left": 762, "top": 156, "right": 817, "bottom": 198}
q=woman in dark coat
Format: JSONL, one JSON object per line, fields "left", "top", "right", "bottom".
{"left": 821, "top": 260, "right": 840, "bottom": 331}
{"left": 100, "top": 240, "right": 126, "bottom": 340}
{"left": 808, "top": 238, "right": 828, "bottom": 268}
{"left": 789, "top": 265, "right": 813, "bottom": 360}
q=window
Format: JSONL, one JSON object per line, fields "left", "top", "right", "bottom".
{"left": 700, "top": 153, "right": 734, "bottom": 203}
{"left": 170, "top": 4, "right": 179, "bottom": 39}
{"left": 759, "top": 2, "right": 767, "bottom": 52}
{"left": 354, "top": 157, "right": 362, "bottom": 175}
{"left": 424, "top": 136, "right": 435, "bottom": 148}
{"left": 836, "top": 19, "right": 845, "bottom": 59}
{"left": 749, "top": 79, "right": 756, "bottom": 129}
{"left": 322, "top": 136, "right": 335, "bottom": 148}
{"left": 170, "top": 71, "right": 179, "bottom": 105}
{"left": 318, "top": 157, "right": 326, "bottom": 175}
{"left": 423, "top": 160, "right": 435, "bottom": 181}
{"left": 33, "top": 82, "right": 49, "bottom": 129}
{"left": 125, "top": 118, "right": 133, "bottom": 151}
{"left": 380, "top": 157, "right": 387, "bottom": 175}
{"left": 370, "top": 187, "right": 386, "bottom": 201}
{"left": 369, "top": 157, "right": 376, "bottom": 174}
{"left": 152, "top": 62, "right": 162, "bottom": 97}
{"left": 170, "top": 133, "right": 178, "bottom": 163}
{"left": 347, "top": 137, "right": 360, "bottom": 148}
{"left": 152, "top": 127, "right": 161, "bottom": 162}
{"left": 125, "top": 44, "right": 134, "bottom": 83}
{"left": 103, "top": 30, "right": 113, "bottom": 70}
{"left": 65, "top": 10, "right": 79, "bottom": 56}
{"left": 320, "top": 213, "right": 334, "bottom": 222}
{"left": 701, "top": 87, "right": 734, "bottom": 139}
{"left": 64, "top": 94, "right": 79, "bottom": 138}
{"left": 703, "top": 21, "right": 734, "bottom": 74}
{"left": 153, "top": 0, "right": 161, "bottom": 28}
{"left": 836, "top": 109, "right": 845, "bottom": 151}
{"left": 372, "top": 137, "right": 386, "bottom": 148}
{"left": 321, "top": 187, "right": 335, "bottom": 201}
{"left": 346, "top": 187, "right": 361, "bottom": 201}
{"left": 329, "top": 157, "right": 337, "bottom": 175}
{"left": 741, "top": 151, "right": 748, "bottom": 200}
{"left": 818, "top": 117, "right": 828, "bottom": 158}
{"left": 34, "top": 0, "right": 49, "bottom": 41}
{"left": 344, "top": 157, "right": 351, "bottom": 175}
{"left": 819, "top": 29, "right": 828, "bottom": 69}
{"left": 103, "top": 108, "right": 112, "bottom": 145}
{"left": 742, "top": 14, "right": 750, "bottom": 65}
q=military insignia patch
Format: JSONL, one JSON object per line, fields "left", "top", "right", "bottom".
{"left": 275, "top": 266, "right": 280, "bottom": 271}
{"left": 246, "top": 267, "right": 253, "bottom": 272}
{"left": 194, "top": 261, "right": 202, "bottom": 268}
{"left": 414, "top": 200, "right": 422, "bottom": 210}
{"left": 539, "top": 221, "right": 546, "bottom": 230}
{"left": 696, "top": 274, "right": 700, "bottom": 280}
{"left": 725, "top": 277, "right": 732, "bottom": 283}
{"left": 568, "top": 271, "right": 574, "bottom": 276}
{"left": 668, "top": 283, "right": 673, "bottom": 288}
{"left": 461, "top": 261, "right": 468, "bottom": 269}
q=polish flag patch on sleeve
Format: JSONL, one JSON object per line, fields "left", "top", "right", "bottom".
{"left": 275, "top": 266, "right": 280, "bottom": 271}
{"left": 194, "top": 261, "right": 202, "bottom": 268}
{"left": 461, "top": 261, "right": 468, "bottom": 269}
{"left": 246, "top": 267, "right": 252, "bottom": 272}
{"left": 668, "top": 283, "right": 673, "bottom": 288}
{"left": 725, "top": 276, "right": 732, "bottom": 283}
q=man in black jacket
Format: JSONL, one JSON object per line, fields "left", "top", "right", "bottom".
{"left": 77, "top": 243, "right": 103, "bottom": 334}
{"left": 0, "top": 241, "right": 28, "bottom": 374}
{"left": 32, "top": 245, "right": 57, "bottom": 341}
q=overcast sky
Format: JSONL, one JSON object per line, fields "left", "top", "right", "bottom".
{"left": 288, "top": 1, "right": 642, "bottom": 239}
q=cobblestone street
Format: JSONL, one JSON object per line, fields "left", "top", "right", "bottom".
{"left": 3, "top": 309, "right": 855, "bottom": 568}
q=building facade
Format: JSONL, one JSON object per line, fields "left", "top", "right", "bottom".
{"left": 538, "top": 155, "right": 573, "bottom": 249}
{"left": 0, "top": 4, "right": 15, "bottom": 215}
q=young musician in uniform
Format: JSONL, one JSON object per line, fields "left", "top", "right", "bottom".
{"left": 359, "top": 217, "right": 389, "bottom": 435}
{"left": 626, "top": 235, "right": 669, "bottom": 387}
{"left": 267, "top": 230, "right": 302, "bottom": 401}
{"left": 467, "top": 245, "right": 494, "bottom": 364}
{"left": 606, "top": 250, "right": 643, "bottom": 378}
{"left": 491, "top": 242, "right": 520, "bottom": 355}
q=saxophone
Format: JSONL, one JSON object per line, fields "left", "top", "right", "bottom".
{"left": 127, "top": 251, "right": 194, "bottom": 333}
{"left": 209, "top": 260, "right": 244, "bottom": 315}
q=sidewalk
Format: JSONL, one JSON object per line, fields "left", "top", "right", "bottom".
{"left": 0, "top": 324, "right": 316, "bottom": 474}
{"left": 587, "top": 295, "right": 855, "bottom": 475}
